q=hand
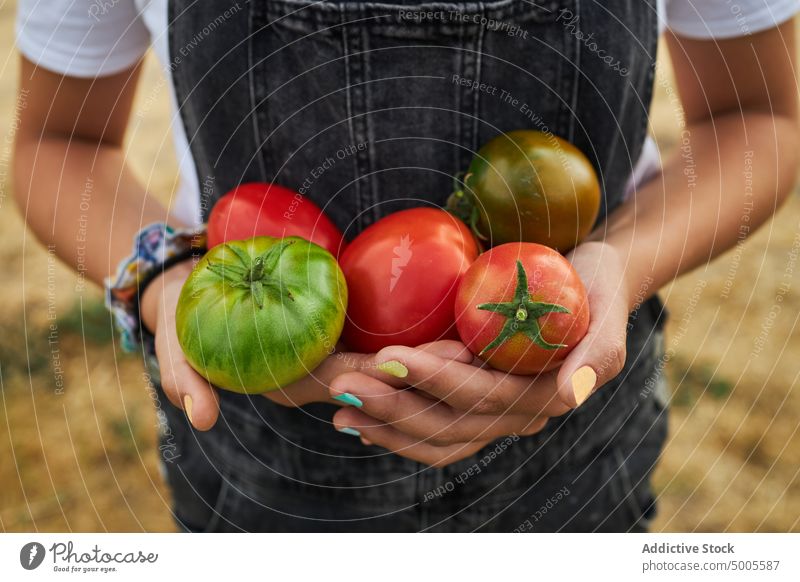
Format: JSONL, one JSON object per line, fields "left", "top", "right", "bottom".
{"left": 327, "top": 340, "right": 550, "bottom": 466}
{"left": 264, "top": 342, "right": 485, "bottom": 409}
{"left": 261, "top": 348, "right": 372, "bottom": 408}
{"left": 327, "top": 241, "right": 632, "bottom": 466}
{"left": 140, "top": 260, "right": 220, "bottom": 430}
{"left": 140, "top": 261, "right": 385, "bottom": 428}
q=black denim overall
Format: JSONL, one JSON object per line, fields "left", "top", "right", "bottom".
{"left": 153, "top": 0, "right": 668, "bottom": 532}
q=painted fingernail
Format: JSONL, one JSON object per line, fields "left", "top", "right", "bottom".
{"left": 183, "top": 395, "right": 194, "bottom": 426}
{"left": 333, "top": 393, "right": 363, "bottom": 407}
{"left": 337, "top": 427, "right": 361, "bottom": 437}
{"left": 571, "top": 366, "right": 597, "bottom": 406}
{"left": 377, "top": 360, "right": 408, "bottom": 378}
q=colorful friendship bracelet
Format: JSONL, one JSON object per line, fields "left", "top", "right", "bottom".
{"left": 105, "top": 223, "right": 206, "bottom": 353}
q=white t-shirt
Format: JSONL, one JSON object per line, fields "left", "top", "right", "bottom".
{"left": 15, "top": 0, "right": 799, "bottom": 226}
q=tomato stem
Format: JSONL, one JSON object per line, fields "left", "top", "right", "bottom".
{"left": 208, "top": 239, "right": 297, "bottom": 309}
{"left": 476, "top": 260, "right": 570, "bottom": 355}
{"left": 249, "top": 256, "right": 265, "bottom": 281}
{"left": 445, "top": 178, "right": 487, "bottom": 242}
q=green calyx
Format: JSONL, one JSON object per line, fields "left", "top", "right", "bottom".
{"left": 207, "top": 239, "right": 296, "bottom": 309}
{"left": 477, "top": 260, "right": 570, "bottom": 355}
{"left": 445, "top": 173, "right": 487, "bottom": 241}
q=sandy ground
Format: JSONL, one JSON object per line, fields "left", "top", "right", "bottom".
{"left": 1, "top": 1, "right": 798, "bottom": 531}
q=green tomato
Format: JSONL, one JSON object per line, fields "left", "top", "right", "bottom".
{"left": 175, "top": 236, "right": 347, "bottom": 394}
{"left": 449, "top": 130, "right": 601, "bottom": 253}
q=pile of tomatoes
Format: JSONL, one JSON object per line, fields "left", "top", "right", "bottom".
{"left": 176, "top": 130, "right": 599, "bottom": 393}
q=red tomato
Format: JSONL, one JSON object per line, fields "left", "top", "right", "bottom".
{"left": 455, "top": 242, "right": 589, "bottom": 374}
{"left": 207, "top": 182, "right": 346, "bottom": 256}
{"left": 340, "top": 208, "right": 480, "bottom": 353}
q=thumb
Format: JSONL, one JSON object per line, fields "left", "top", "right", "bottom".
{"left": 154, "top": 309, "right": 220, "bottom": 432}
{"left": 555, "top": 272, "right": 630, "bottom": 409}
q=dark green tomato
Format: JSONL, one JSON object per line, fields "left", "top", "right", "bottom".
{"left": 461, "top": 130, "right": 601, "bottom": 253}
{"left": 175, "top": 236, "right": 347, "bottom": 394}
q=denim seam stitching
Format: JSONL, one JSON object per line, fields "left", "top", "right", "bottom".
{"left": 358, "top": 4, "right": 380, "bottom": 225}
{"left": 613, "top": 447, "right": 648, "bottom": 531}
{"left": 248, "top": 1, "right": 269, "bottom": 181}
{"left": 339, "top": 4, "right": 363, "bottom": 230}
{"left": 264, "top": 0, "right": 554, "bottom": 21}
{"left": 349, "top": 11, "right": 372, "bottom": 226}
{"left": 472, "top": 2, "right": 485, "bottom": 152}
{"left": 565, "top": 0, "right": 581, "bottom": 141}
{"left": 453, "top": 9, "right": 464, "bottom": 173}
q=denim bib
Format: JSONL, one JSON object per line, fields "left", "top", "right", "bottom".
{"left": 159, "top": 0, "right": 667, "bottom": 532}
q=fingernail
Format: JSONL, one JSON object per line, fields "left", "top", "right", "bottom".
{"left": 571, "top": 366, "right": 597, "bottom": 406}
{"left": 337, "top": 427, "right": 361, "bottom": 437}
{"left": 360, "top": 437, "right": 373, "bottom": 446}
{"left": 377, "top": 360, "right": 408, "bottom": 378}
{"left": 183, "top": 395, "right": 194, "bottom": 426}
{"left": 333, "top": 393, "right": 363, "bottom": 407}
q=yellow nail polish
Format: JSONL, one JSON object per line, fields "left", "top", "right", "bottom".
{"left": 571, "top": 366, "right": 597, "bottom": 406}
{"left": 377, "top": 360, "right": 408, "bottom": 378}
{"left": 183, "top": 395, "right": 194, "bottom": 425}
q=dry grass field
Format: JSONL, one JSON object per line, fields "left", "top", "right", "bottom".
{"left": 1, "top": 1, "right": 798, "bottom": 532}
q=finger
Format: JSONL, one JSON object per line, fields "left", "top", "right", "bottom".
{"left": 332, "top": 408, "right": 491, "bottom": 468}
{"left": 415, "top": 340, "right": 476, "bottom": 364}
{"left": 350, "top": 340, "right": 473, "bottom": 389}
{"left": 155, "top": 317, "right": 220, "bottom": 431}
{"left": 329, "top": 372, "right": 549, "bottom": 445}
{"left": 557, "top": 247, "right": 630, "bottom": 408}
{"left": 372, "top": 346, "right": 571, "bottom": 417}
{"left": 262, "top": 351, "right": 360, "bottom": 408}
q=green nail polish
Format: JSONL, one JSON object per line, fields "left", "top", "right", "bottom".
{"left": 333, "top": 393, "right": 363, "bottom": 407}
{"left": 338, "top": 427, "right": 361, "bottom": 437}
{"left": 377, "top": 360, "right": 408, "bottom": 378}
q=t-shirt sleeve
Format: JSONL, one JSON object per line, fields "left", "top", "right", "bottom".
{"left": 15, "top": 0, "right": 150, "bottom": 78}
{"left": 666, "top": 0, "right": 799, "bottom": 39}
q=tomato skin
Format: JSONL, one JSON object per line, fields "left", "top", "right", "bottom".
{"left": 455, "top": 243, "right": 589, "bottom": 374}
{"left": 340, "top": 208, "right": 480, "bottom": 353}
{"left": 175, "top": 236, "right": 347, "bottom": 393}
{"left": 207, "top": 182, "right": 346, "bottom": 256}
{"left": 465, "top": 130, "right": 600, "bottom": 253}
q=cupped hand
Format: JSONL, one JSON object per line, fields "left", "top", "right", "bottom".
{"left": 328, "top": 241, "right": 633, "bottom": 466}
{"left": 328, "top": 341, "right": 550, "bottom": 466}
{"left": 139, "top": 260, "right": 378, "bottom": 430}
{"left": 141, "top": 260, "right": 221, "bottom": 430}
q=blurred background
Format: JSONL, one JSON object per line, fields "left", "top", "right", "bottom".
{"left": 1, "top": 1, "right": 799, "bottom": 532}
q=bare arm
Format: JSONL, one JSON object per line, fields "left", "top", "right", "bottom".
{"left": 12, "top": 57, "right": 220, "bottom": 426}
{"left": 14, "top": 57, "right": 178, "bottom": 287}
{"left": 598, "top": 20, "right": 800, "bottom": 305}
